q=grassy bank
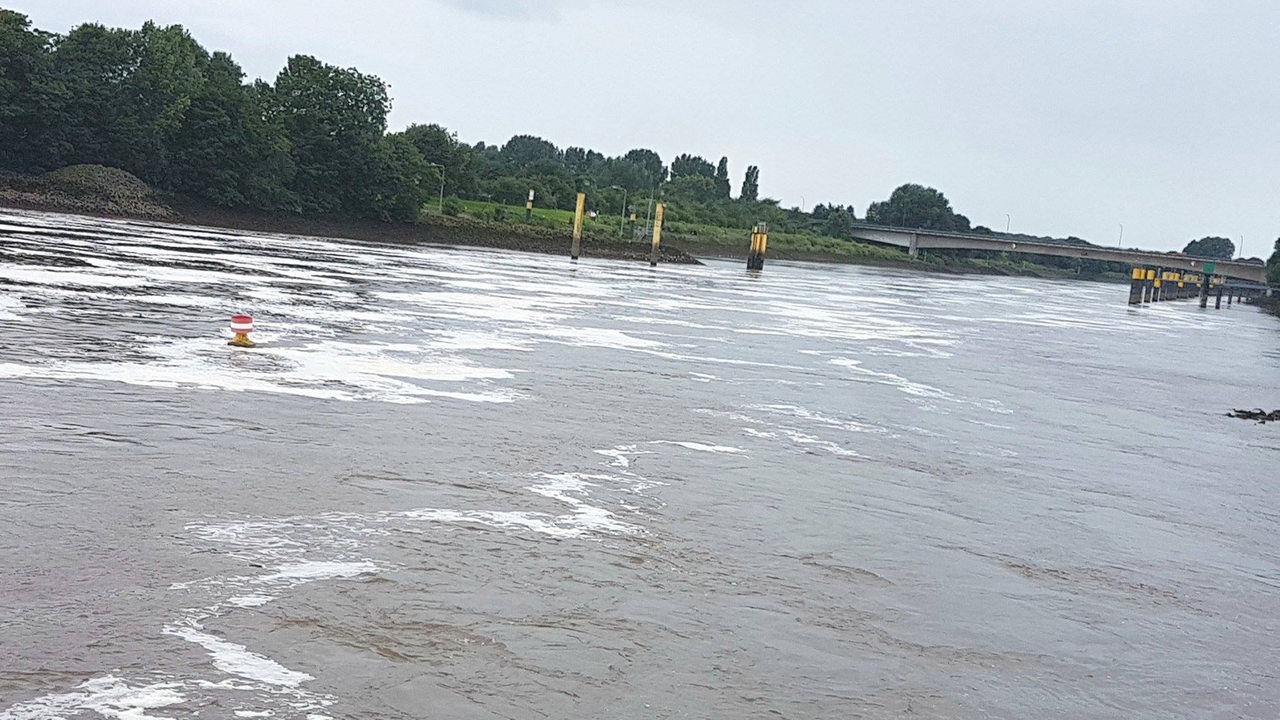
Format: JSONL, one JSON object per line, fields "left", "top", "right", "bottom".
{"left": 0, "top": 168, "right": 1135, "bottom": 281}
{"left": 453, "top": 200, "right": 1131, "bottom": 280}
{"left": 0, "top": 168, "right": 701, "bottom": 264}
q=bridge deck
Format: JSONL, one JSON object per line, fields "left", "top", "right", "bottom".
{"left": 847, "top": 224, "right": 1267, "bottom": 283}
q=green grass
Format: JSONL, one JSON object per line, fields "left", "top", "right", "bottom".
{"left": 450, "top": 200, "right": 912, "bottom": 261}
{"left": 443, "top": 200, "right": 1126, "bottom": 279}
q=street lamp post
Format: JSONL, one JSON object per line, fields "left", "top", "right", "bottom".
{"left": 644, "top": 180, "right": 660, "bottom": 236}
{"left": 1004, "top": 213, "right": 1011, "bottom": 233}
{"left": 609, "top": 185, "right": 628, "bottom": 238}
{"left": 1118, "top": 223, "right": 1124, "bottom": 247}
{"left": 425, "top": 162, "right": 445, "bottom": 214}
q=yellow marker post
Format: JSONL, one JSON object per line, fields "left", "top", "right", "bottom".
{"left": 747, "top": 223, "right": 770, "bottom": 270}
{"left": 525, "top": 188, "right": 534, "bottom": 222}
{"left": 649, "top": 202, "right": 665, "bottom": 267}
{"left": 571, "top": 192, "right": 585, "bottom": 260}
{"left": 1129, "top": 267, "right": 1145, "bottom": 305}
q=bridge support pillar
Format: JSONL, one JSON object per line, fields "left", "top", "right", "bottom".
{"left": 908, "top": 233, "right": 920, "bottom": 258}
{"left": 1215, "top": 287, "right": 1223, "bottom": 309}
{"left": 1199, "top": 275, "right": 1210, "bottom": 308}
{"left": 1128, "top": 267, "right": 1144, "bottom": 305}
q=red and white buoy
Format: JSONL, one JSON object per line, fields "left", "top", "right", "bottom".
{"left": 228, "top": 314, "right": 256, "bottom": 347}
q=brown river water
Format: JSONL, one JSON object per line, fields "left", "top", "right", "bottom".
{"left": 1, "top": 208, "right": 1279, "bottom": 718}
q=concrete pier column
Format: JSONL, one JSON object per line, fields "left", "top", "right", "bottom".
{"left": 1128, "top": 267, "right": 1144, "bottom": 305}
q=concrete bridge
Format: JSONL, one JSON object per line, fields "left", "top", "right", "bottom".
{"left": 848, "top": 224, "right": 1268, "bottom": 283}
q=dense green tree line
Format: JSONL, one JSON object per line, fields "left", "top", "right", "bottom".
{"left": 0, "top": 10, "right": 788, "bottom": 226}
{"left": 1181, "top": 236, "right": 1235, "bottom": 260}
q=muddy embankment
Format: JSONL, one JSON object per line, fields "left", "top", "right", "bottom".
{"left": 0, "top": 166, "right": 702, "bottom": 265}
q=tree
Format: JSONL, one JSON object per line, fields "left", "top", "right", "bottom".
{"left": 130, "top": 22, "right": 209, "bottom": 182}
{"left": 623, "top": 148, "right": 666, "bottom": 186}
{"left": 273, "top": 54, "right": 390, "bottom": 214}
{"left": 714, "top": 156, "right": 730, "bottom": 198}
{"left": 1266, "top": 238, "right": 1280, "bottom": 286}
{"left": 401, "top": 123, "right": 476, "bottom": 199}
{"left": 865, "top": 183, "right": 966, "bottom": 231}
{"left": 499, "top": 134, "right": 560, "bottom": 173}
{"left": 0, "top": 10, "right": 52, "bottom": 171}
{"left": 740, "top": 165, "right": 759, "bottom": 202}
{"left": 665, "top": 174, "right": 719, "bottom": 205}
{"left": 823, "top": 209, "right": 855, "bottom": 238}
{"left": 42, "top": 23, "right": 146, "bottom": 173}
{"left": 598, "top": 156, "right": 648, "bottom": 194}
{"left": 670, "top": 153, "right": 714, "bottom": 181}
{"left": 356, "top": 132, "right": 430, "bottom": 221}
{"left": 167, "top": 51, "right": 295, "bottom": 209}
{"left": 1182, "top": 236, "right": 1235, "bottom": 260}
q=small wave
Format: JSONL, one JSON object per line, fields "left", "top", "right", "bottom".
{"left": 0, "top": 676, "right": 185, "bottom": 720}
{"left": 651, "top": 440, "right": 746, "bottom": 454}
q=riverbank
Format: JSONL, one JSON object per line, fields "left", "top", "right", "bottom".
{"left": 0, "top": 166, "right": 177, "bottom": 221}
{"left": 1247, "top": 295, "right": 1280, "bottom": 316}
{"left": 0, "top": 167, "right": 702, "bottom": 265}
{"left": 0, "top": 167, "right": 1126, "bottom": 279}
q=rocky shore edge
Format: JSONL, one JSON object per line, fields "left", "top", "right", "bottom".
{"left": 0, "top": 166, "right": 702, "bottom": 265}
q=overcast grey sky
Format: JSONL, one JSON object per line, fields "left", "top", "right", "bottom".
{"left": 11, "top": 0, "right": 1279, "bottom": 254}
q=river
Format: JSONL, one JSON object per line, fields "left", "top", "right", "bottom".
{"left": 1, "top": 208, "right": 1278, "bottom": 719}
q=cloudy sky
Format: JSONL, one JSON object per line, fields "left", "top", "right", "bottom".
{"left": 11, "top": 0, "right": 1279, "bottom": 254}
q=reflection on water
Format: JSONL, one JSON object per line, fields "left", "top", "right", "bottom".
{"left": 2, "top": 208, "right": 1279, "bottom": 719}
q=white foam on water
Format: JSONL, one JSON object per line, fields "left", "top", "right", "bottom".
{"left": 829, "top": 358, "right": 1009, "bottom": 413}
{"left": 0, "top": 265, "right": 148, "bottom": 288}
{"left": 424, "top": 330, "right": 533, "bottom": 352}
{"left": 163, "top": 623, "right": 314, "bottom": 687}
{"left": 0, "top": 335, "right": 520, "bottom": 405}
{"left": 773, "top": 428, "right": 865, "bottom": 458}
{"left": 754, "top": 403, "right": 887, "bottom": 435}
{"left": 0, "top": 295, "right": 22, "bottom": 321}
{"left": 393, "top": 507, "right": 590, "bottom": 538}
{"left": 652, "top": 440, "right": 746, "bottom": 454}
{"left": 375, "top": 290, "right": 568, "bottom": 324}
{"left": 526, "top": 473, "right": 643, "bottom": 535}
{"left": 227, "top": 594, "right": 274, "bottom": 608}
{"left": 594, "top": 444, "right": 655, "bottom": 469}
{"left": 234, "top": 711, "right": 273, "bottom": 718}
{"left": 829, "top": 357, "right": 954, "bottom": 400}
{"left": 518, "top": 325, "right": 667, "bottom": 350}
{"left": 0, "top": 676, "right": 185, "bottom": 720}
{"left": 257, "top": 560, "right": 376, "bottom": 585}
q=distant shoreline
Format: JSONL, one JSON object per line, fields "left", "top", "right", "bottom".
{"left": 0, "top": 169, "right": 1136, "bottom": 281}
{"left": 0, "top": 170, "right": 703, "bottom": 265}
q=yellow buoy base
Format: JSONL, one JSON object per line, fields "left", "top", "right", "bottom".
{"left": 228, "top": 333, "right": 256, "bottom": 348}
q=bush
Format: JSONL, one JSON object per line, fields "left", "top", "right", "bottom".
{"left": 44, "top": 165, "right": 153, "bottom": 201}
